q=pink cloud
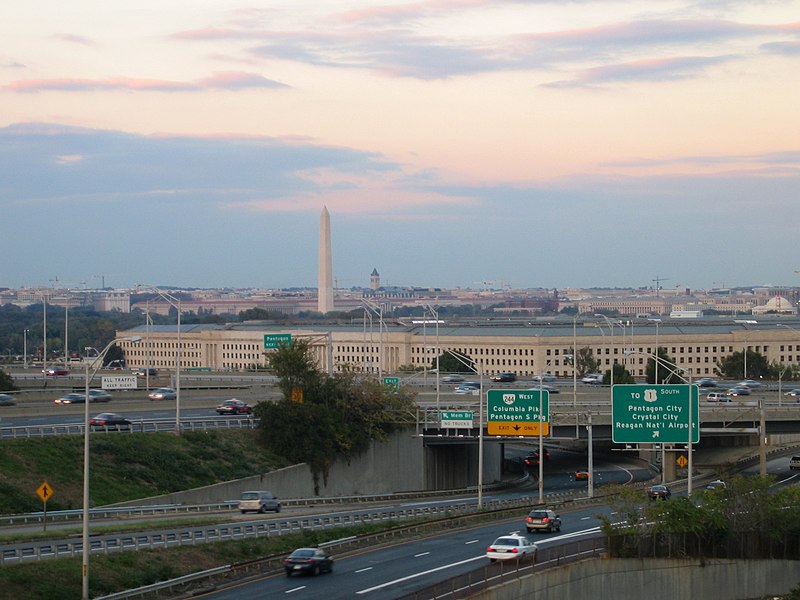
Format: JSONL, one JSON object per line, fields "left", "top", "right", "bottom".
{"left": 4, "top": 71, "right": 288, "bottom": 93}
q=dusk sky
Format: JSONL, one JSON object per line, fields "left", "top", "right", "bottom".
{"left": 2, "top": 1, "right": 799, "bottom": 292}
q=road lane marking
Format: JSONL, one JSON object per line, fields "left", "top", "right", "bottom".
{"left": 356, "top": 555, "right": 485, "bottom": 594}
{"left": 465, "top": 539, "right": 479, "bottom": 545}
{"left": 414, "top": 552, "right": 430, "bottom": 557}
{"left": 285, "top": 586, "right": 306, "bottom": 594}
{"left": 355, "top": 567, "right": 373, "bottom": 573}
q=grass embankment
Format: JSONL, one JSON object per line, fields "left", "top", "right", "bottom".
{"left": 0, "top": 430, "right": 299, "bottom": 598}
{"left": 0, "top": 430, "right": 285, "bottom": 513}
{"left": 0, "top": 523, "right": 401, "bottom": 600}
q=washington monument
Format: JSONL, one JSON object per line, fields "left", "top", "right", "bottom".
{"left": 318, "top": 206, "right": 334, "bottom": 314}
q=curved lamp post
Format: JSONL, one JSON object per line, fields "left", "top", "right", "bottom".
{"left": 82, "top": 335, "right": 140, "bottom": 600}
{"left": 624, "top": 349, "right": 695, "bottom": 494}
{"left": 443, "top": 349, "right": 484, "bottom": 508}
{"left": 138, "top": 286, "right": 182, "bottom": 435}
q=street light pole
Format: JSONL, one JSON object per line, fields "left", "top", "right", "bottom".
{"left": 139, "top": 286, "right": 182, "bottom": 434}
{"left": 23, "top": 329, "right": 28, "bottom": 369}
{"left": 82, "top": 336, "right": 140, "bottom": 600}
{"left": 443, "top": 349, "right": 484, "bottom": 508}
{"left": 538, "top": 371, "right": 544, "bottom": 503}
{"left": 595, "top": 314, "right": 615, "bottom": 388}
{"left": 625, "top": 349, "right": 694, "bottom": 492}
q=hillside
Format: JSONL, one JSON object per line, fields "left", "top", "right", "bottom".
{"left": 0, "top": 430, "right": 285, "bottom": 514}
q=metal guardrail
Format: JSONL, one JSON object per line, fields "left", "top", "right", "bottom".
{"left": 0, "top": 489, "right": 595, "bottom": 566}
{"left": 394, "top": 534, "right": 607, "bottom": 600}
{"left": 84, "top": 489, "right": 608, "bottom": 599}
{"left": 0, "top": 416, "right": 258, "bottom": 440}
{"left": 0, "top": 477, "right": 526, "bottom": 526}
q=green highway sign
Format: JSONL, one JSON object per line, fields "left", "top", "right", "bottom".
{"left": 383, "top": 376, "right": 400, "bottom": 391}
{"left": 263, "top": 334, "right": 292, "bottom": 349}
{"left": 487, "top": 389, "right": 549, "bottom": 436}
{"left": 612, "top": 384, "right": 699, "bottom": 444}
{"left": 440, "top": 411, "right": 474, "bottom": 428}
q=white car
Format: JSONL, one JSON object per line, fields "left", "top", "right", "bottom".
{"left": 531, "top": 373, "right": 556, "bottom": 383}
{"left": 581, "top": 373, "right": 603, "bottom": 385}
{"left": 738, "top": 379, "right": 763, "bottom": 389}
{"left": 486, "top": 532, "right": 538, "bottom": 562}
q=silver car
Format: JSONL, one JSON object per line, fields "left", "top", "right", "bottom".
{"left": 486, "top": 532, "right": 538, "bottom": 562}
{"left": 239, "top": 490, "right": 281, "bottom": 513}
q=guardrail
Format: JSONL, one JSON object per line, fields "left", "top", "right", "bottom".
{"left": 0, "top": 477, "right": 528, "bottom": 527}
{"left": 0, "top": 416, "right": 258, "bottom": 440}
{"left": 91, "top": 490, "right": 609, "bottom": 599}
{"left": 0, "top": 479, "right": 605, "bottom": 567}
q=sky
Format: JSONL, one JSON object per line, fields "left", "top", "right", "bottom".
{"left": 2, "top": 1, "right": 799, "bottom": 293}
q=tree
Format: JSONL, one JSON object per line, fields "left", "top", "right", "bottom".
{"left": 256, "top": 340, "right": 417, "bottom": 494}
{"left": 566, "top": 346, "right": 599, "bottom": 377}
{"left": 604, "top": 363, "right": 635, "bottom": 385}
{"left": 717, "top": 350, "right": 774, "bottom": 380}
{"left": 0, "top": 369, "right": 17, "bottom": 392}
{"left": 645, "top": 347, "right": 682, "bottom": 384}
{"left": 433, "top": 351, "right": 474, "bottom": 374}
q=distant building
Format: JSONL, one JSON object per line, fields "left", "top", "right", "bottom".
{"left": 370, "top": 268, "right": 380, "bottom": 291}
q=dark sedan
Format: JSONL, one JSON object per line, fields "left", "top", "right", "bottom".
{"left": 215, "top": 399, "right": 253, "bottom": 415}
{"left": 648, "top": 484, "right": 672, "bottom": 500}
{"left": 0, "top": 393, "right": 16, "bottom": 406}
{"left": 283, "top": 547, "right": 334, "bottom": 576}
{"left": 89, "top": 413, "right": 131, "bottom": 430}
{"left": 43, "top": 366, "right": 70, "bottom": 376}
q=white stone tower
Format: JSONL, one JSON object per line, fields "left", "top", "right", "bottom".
{"left": 318, "top": 206, "right": 334, "bottom": 314}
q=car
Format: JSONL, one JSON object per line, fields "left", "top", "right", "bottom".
{"left": 727, "top": 386, "right": 751, "bottom": 397}
{"left": 790, "top": 456, "right": 800, "bottom": 471}
{"left": 706, "top": 479, "right": 726, "bottom": 491}
{"left": 531, "top": 373, "right": 556, "bottom": 383}
{"left": 147, "top": 387, "right": 177, "bottom": 401}
{"left": 486, "top": 532, "right": 538, "bottom": 561}
{"left": 283, "top": 547, "right": 333, "bottom": 576}
{"left": 454, "top": 382, "right": 481, "bottom": 394}
{"left": 648, "top": 484, "right": 672, "bottom": 500}
{"left": 89, "top": 413, "right": 131, "bottom": 429}
{"left": 738, "top": 379, "right": 763, "bottom": 389}
{"left": 43, "top": 366, "right": 70, "bottom": 376}
{"left": 134, "top": 367, "right": 158, "bottom": 378}
{"left": 523, "top": 449, "right": 550, "bottom": 466}
{"left": 575, "top": 470, "right": 590, "bottom": 481}
{"left": 530, "top": 384, "right": 559, "bottom": 394}
{"left": 215, "top": 399, "right": 253, "bottom": 415}
{"left": 696, "top": 378, "right": 718, "bottom": 388}
{"left": 0, "top": 393, "right": 16, "bottom": 406}
{"left": 706, "top": 392, "right": 731, "bottom": 403}
{"left": 238, "top": 490, "right": 281, "bottom": 513}
{"left": 87, "top": 389, "right": 112, "bottom": 402}
{"left": 581, "top": 373, "right": 603, "bottom": 385}
{"left": 784, "top": 389, "right": 800, "bottom": 398}
{"left": 525, "top": 509, "right": 562, "bottom": 533}
{"left": 441, "top": 374, "right": 465, "bottom": 383}
{"left": 54, "top": 393, "right": 86, "bottom": 405}
{"left": 491, "top": 372, "right": 517, "bottom": 383}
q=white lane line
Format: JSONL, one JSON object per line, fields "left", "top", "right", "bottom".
{"left": 355, "top": 567, "right": 373, "bottom": 573}
{"left": 580, "top": 516, "right": 591, "bottom": 521}
{"left": 285, "top": 586, "right": 306, "bottom": 594}
{"left": 414, "top": 552, "right": 430, "bottom": 557}
{"left": 356, "top": 555, "right": 485, "bottom": 594}
{"left": 465, "top": 539, "right": 479, "bottom": 545}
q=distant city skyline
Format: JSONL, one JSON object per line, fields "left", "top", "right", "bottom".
{"left": 2, "top": 2, "right": 799, "bottom": 291}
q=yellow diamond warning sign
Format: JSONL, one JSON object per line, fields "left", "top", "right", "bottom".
{"left": 36, "top": 481, "right": 54, "bottom": 503}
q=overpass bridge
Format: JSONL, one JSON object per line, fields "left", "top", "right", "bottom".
{"left": 412, "top": 387, "right": 800, "bottom": 488}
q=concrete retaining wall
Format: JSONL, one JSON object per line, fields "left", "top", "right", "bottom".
{"left": 479, "top": 558, "right": 800, "bottom": 600}
{"left": 106, "top": 430, "right": 503, "bottom": 507}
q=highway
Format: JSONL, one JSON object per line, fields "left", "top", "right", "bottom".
{"left": 196, "top": 506, "right": 609, "bottom": 599}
